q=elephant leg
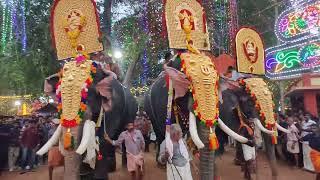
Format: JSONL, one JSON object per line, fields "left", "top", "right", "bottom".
{"left": 198, "top": 121, "right": 215, "bottom": 180}
{"left": 62, "top": 127, "right": 81, "bottom": 180}
{"left": 262, "top": 133, "right": 278, "bottom": 180}
{"left": 64, "top": 150, "right": 81, "bottom": 180}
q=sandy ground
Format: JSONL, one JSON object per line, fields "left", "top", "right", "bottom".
{"left": 0, "top": 146, "right": 315, "bottom": 180}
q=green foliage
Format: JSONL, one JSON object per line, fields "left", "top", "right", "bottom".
{"left": 0, "top": 0, "right": 58, "bottom": 96}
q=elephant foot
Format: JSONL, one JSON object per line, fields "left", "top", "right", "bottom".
{"left": 272, "top": 175, "right": 278, "bottom": 180}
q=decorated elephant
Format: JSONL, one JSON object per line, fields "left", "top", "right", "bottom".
{"left": 219, "top": 74, "right": 290, "bottom": 180}
{"left": 36, "top": 0, "right": 138, "bottom": 180}
{"left": 37, "top": 63, "right": 138, "bottom": 180}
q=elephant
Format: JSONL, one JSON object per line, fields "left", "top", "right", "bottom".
{"left": 36, "top": 61, "right": 138, "bottom": 180}
{"left": 144, "top": 53, "right": 250, "bottom": 180}
{"left": 219, "top": 73, "right": 290, "bottom": 180}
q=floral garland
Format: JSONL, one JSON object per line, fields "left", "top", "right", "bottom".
{"left": 238, "top": 78, "right": 278, "bottom": 144}
{"left": 56, "top": 61, "right": 97, "bottom": 128}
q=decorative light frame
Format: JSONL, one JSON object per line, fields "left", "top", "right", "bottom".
{"left": 266, "top": 0, "right": 320, "bottom": 80}
{"left": 275, "top": 0, "right": 320, "bottom": 42}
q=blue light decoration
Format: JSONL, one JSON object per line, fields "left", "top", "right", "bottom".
{"left": 265, "top": 0, "right": 320, "bottom": 80}
{"left": 0, "top": 0, "right": 27, "bottom": 54}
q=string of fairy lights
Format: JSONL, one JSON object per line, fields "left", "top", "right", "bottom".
{"left": 0, "top": 0, "right": 27, "bottom": 54}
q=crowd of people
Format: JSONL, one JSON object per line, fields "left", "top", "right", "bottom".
{"left": 276, "top": 110, "right": 319, "bottom": 169}
{"left": 0, "top": 115, "right": 58, "bottom": 174}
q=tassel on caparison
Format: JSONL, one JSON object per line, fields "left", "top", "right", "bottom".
{"left": 209, "top": 127, "right": 219, "bottom": 150}
{"left": 272, "top": 134, "right": 278, "bottom": 145}
{"left": 64, "top": 128, "right": 73, "bottom": 150}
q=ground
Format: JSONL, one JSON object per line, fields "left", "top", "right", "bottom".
{"left": 0, "top": 147, "right": 315, "bottom": 180}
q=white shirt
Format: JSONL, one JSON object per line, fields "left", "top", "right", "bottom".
{"left": 301, "top": 119, "right": 316, "bottom": 137}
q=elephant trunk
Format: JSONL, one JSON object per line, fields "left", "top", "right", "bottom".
{"left": 262, "top": 132, "right": 278, "bottom": 180}
{"left": 276, "top": 122, "right": 290, "bottom": 134}
{"left": 63, "top": 126, "right": 82, "bottom": 180}
{"left": 36, "top": 124, "right": 62, "bottom": 156}
{"left": 254, "top": 118, "right": 275, "bottom": 135}
{"left": 217, "top": 118, "right": 248, "bottom": 143}
{"left": 189, "top": 112, "right": 205, "bottom": 149}
{"left": 198, "top": 121, "right": 215, "bottom": 180}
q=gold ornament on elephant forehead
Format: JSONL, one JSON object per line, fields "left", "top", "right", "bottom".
{"left": 242, "top": 78, "right": 278, "bottom": 144}
{"left": 236, "top": 28, "right": 265, "bottom": 75}
{"left": 181, "top": 52, "right": 220, "bottom": 150}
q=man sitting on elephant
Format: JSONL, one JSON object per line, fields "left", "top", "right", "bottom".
{"left": 104, "top": 122, "right": 145, "bottom": 180}
{"left": 158, "top": 124, "right": 193, "bottom": 180}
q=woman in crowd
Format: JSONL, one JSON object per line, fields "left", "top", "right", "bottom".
{"left": 286, "top": 117, "right": 300, "bottom": 168}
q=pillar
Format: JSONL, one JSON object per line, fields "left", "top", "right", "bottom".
{"left": 303, "top": 91, "right": 318, "bottom": 117}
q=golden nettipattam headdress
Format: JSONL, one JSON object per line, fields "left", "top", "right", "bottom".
{"left": 235, "top": 27, "right": 265, "bottom": 75}
{"left": 165, "top": 0, "right": 210, "bottom": 50}
{"left": 51, "top": 0, "right": 103, "bottom": 60}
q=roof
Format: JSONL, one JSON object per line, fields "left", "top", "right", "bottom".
{"left": 285, "top": 86, "right": 320, "bottom": 96}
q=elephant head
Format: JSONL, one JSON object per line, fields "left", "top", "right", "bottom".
{"left": 220, "top": 75, "right": 290, "bottom": 140}
{"left": 37, "top": 61, "right": 137, "bottom": 180}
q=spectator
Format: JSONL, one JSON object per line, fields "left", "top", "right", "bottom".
{"left": 301, "top": 114, "right": 317, "bottom": 138}
{"left": 8, "top": 121, "right": 21, "bottom": 172}
{"left": 276, "top": 114, "right": 288, "bottom": 161}
{"left": 301, "top": 123, "right": 320, "bottom": 180}
{"left": 21, "top": 120, "right": 40, "bottom": 170}
{"left": 287, "top": 117, "right": 300, "bottom": 168}
{"left": 158, "top": 124, "right": 193, "bottom": 180}
{"left": 134, "top": 113, "right": 151, "bottom": 152}
{"left": 104, "top": 122, "right": 145, "bottom": 180}
{"left": 239, "top": 117, "right": 256, "bottom": 180}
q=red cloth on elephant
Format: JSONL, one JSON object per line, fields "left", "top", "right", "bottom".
{"left": 163, "top": 65, "right": 190, "bottom": 99}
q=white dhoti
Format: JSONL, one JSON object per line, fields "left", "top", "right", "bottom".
{"left": 242, "top": 144, "right": 256, "bottom": 161}
{"left": 167, "top": 162, "right": 193, "bottom": 180}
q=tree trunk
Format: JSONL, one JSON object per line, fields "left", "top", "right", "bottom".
{"left": 62, "top": 126, "right": 82, "bottom": 180}
{"left": 262, "top": 132, "right": 278, "bottom": 180}
{"left": 198, "top": 121, "right": 215, "bottom": 180}
{"left": 122, "top": 53, "right": 141, "bottom": 88}
{"left": 104, "top": 0, "right": 112, "bottom": 36}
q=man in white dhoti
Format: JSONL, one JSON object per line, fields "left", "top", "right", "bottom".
{"left": 158, "top": 124, "right": 193, "bottom": 180}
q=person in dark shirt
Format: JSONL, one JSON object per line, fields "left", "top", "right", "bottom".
{"left": 301, "top": 124, "right": 320, "bottom": 180}
{"left": 21, "top": 120, "right": 40, "bottom": 170}
{"left": 238, "top": 108, "right": 255, "bottom": 180}
{"left": 8, "top": 121, "right": 21, "bottom": 171}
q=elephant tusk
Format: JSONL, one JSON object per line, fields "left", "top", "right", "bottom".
{"left": 189, "top": 112, "right": 205, "bottom": 149}
{"left": 37, "top": 124, "right": 62, "bottom": 156}
{"left": 276, "top": 122, "right": 291, "bottom": 134}
{"left": 218, "top": 118, "right": 248, "bottom": 143}
{"left": 254, "top": 118, "right": 275, "bottom": 135}
{"left": 76, "top": 120, "right": 96, "bottom": 155}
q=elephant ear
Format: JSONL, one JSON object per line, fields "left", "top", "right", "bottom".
{"left": 44, "top": 74, "right": 60, "bottom": 100}
{"left": 95, "top": 71, "right": 114, "bottom": 112}
{"left": 163, "top": 65, "right": 190, "bottom": 99}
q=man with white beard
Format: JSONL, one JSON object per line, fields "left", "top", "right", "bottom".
{"left": 158, "top": 124, "right": 193, "bottom": 180}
